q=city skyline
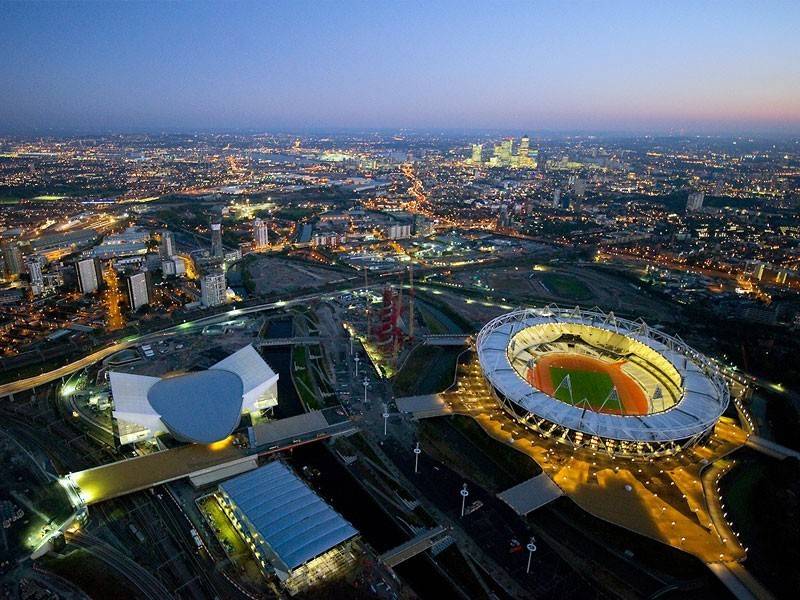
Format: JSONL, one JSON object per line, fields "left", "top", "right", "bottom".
{"left": 1, "top": 0, "right": 799, "bottom": 135}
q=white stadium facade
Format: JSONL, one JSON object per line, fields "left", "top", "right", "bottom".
{"left": 110, "top": 344, "right": 278, "bottom": 445}
{"left": 476, "top": 306, "right": 730, "bottom": 458}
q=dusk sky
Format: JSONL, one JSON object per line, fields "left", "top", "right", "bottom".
{"left": 1, "top": 0, "right": 799, "bottom": 134}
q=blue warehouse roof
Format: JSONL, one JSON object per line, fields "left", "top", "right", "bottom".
{"left": 219, "top": 461, "right": 357, "bottom": 571}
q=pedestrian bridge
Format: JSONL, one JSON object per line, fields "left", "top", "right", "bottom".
{"left": 257, "top": 336, "right": 330, "bottom": 347}
{"left": 379, "top": 526, "right": 450, "bottom": 568}
{"left": 423, "top": 334, "right": 471, "bottom": 346}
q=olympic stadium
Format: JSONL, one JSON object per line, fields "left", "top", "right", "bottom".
{"left": 476, "top": 306, "right": 729, "bottom": 458}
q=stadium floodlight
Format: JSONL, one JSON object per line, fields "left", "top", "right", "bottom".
{"left": 460, "top": 483, "right": 469, "bottom": 517}
{"left": 526, "top": 537, "right": 537, "bottom": 574}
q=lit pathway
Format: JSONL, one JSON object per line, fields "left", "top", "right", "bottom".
{"left": 436, "top": 354, "right": 748, "bottom": 564}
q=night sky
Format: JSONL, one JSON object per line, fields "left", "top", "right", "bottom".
{"left": 1, "top": 0, "right": 798, "bottom": 134}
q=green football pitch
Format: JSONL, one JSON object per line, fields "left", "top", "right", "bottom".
{"left": 549, "top": 366, "right": 620, "bottom": 410}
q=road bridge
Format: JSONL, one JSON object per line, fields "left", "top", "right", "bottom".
{"left": 379, "top": 526, "right": 450, "bottom": 568}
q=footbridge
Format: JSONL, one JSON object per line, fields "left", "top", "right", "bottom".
{"left": 256, "top": 336, "right": 331, "bottom": 347}
{"left": 379, "top": 526, "right": 450, "bottom": 568}
{"left": 423, "top": 334, "right": 471, "bottom": 346}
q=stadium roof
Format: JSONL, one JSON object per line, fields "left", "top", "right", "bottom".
{"left": 220, "top": 461, "right": 357, "bottom": 572}
{"left": 147, "top": 370, "right": 244, "bottom": 444}
{"left": 477, "top": 308, "right": 728, "bottom": 443}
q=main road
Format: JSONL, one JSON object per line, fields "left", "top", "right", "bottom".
{"left": 0, "top": 287, "right": 367, "bottom": 398}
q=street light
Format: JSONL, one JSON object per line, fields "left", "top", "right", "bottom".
{"left": 382, "top": 406, "right": 390, "bottom": 437}
{"left": 362, "top": 376, "right": 369, "bottom": 405}
{"left": 526, "top": 537, "right": 537, "bottom": 574}
{"left": 460, "top": 484, "right": 469, "bottom": 518}
{"left": 354, "top": 355, "right": 360, "bottom": 378}
{"left": 413, "top": 442, "right": 421, "bottom": 473}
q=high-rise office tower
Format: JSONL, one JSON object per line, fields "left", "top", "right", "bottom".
{"left": 76, "top": 258, "right": 103, "bottom": 294}
{"left": 470, "top": 144, "right": 483, "bottom": 164}
{"left": 552, "top": 189, "right": 562, "bottom": 208}
{"left": 126, "top": 271, "right": 153, "bottom": 311}
{"left": 159, "top": 230, "right": 175, "bottom": 259}
{"left": 253, "top": 218, "right": 269, "bottom": 248}
{"left": 537, "top": 151, "right": 547, "bottom": 172}
{"left": 26, "top": 254, "right": 46, "bottom": 295}
{"left": 686, "top": 191, "right": 704, "bottom": 212}
{"left": 517, "top": 135, "right": 534, "bottom": 167}
{"left": 210, "top": 218, "right": 223, "bottom": 257}
{"left": 1, "top": 241, "right": 23, "bottom": 277}
{"left": 200, "top": 269, "right": 227, "bottom": 307}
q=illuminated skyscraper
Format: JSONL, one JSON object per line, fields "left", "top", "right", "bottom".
{"left": 517, "top": 135, "right": 534, "bottom": 167}
{"left": 126, "top": 271, "right": 153, "bottom": 311}
{"left": 76, "top": 258, "right": 103, "bottom": 294}
{"left": 210, "top": 217, "right": 223, "bottom": 258}
{"left": 26, "top": 254, "right": 46, "bottom": 295}
{"left": 201, "top": 269, "right": 227, "bottom": 307}
{"left": 253, "top": 218, "right": 269, "bottom": 248}
{"left": 1, "top": 241, "right": 23, "bottom": 277}
{"left": 470, "top": 144, "right": 483, "bottom": 164}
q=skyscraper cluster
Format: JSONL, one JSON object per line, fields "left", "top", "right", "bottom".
{"left": 469, "top": 135, "right": 539, "bottom": 169}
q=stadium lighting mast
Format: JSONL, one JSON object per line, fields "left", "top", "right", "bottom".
{"left": 526, "top": 536, "right": 537, "bottom": 574}
{"left": 460, "top": 483, "right": 469, "bottom": 517}
{"left": 413, "top": 442, "right": 421, "bottom": 473}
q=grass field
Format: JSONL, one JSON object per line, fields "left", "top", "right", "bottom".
{"left": 550, "top": 366, "right": 620, "bottom": 410}
{"left": 539, "top": 272, "right": 593, "bottom": 300}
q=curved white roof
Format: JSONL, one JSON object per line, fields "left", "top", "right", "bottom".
{"left": 111, "top": 344, "right": 278, "bottom": 443}
{"left": 476, "top": 307, "right": 729, "bottom": 443}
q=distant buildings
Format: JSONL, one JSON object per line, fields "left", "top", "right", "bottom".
{"left": 200, "top": 269, "right": 227, "bottom": 307}
{"left": 253, "top": 218, "right": 269, "bottom": 249}
{"left": 210, "top": 217, "right": 224, "bottom": 258}
{"left": 76, "top": 258, "right": 103, "bottom": 294}
{"left": 126, "top": 271, "right": 153, "bottom": 311}
{"left": 686, "top": 191, "right": 705, "bottom": 212}
{"left": 486, "top": 136, "right": 537, "bottom": 168}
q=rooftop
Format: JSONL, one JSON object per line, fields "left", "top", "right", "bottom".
{"left": 219, "top": 461, "right": 357, "bottom": 572}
